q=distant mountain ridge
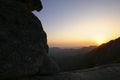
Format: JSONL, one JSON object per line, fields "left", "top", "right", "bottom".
{"left": 49, "top": 46, "right": 97, "bottom": 56}
{"left": 49, "top": 37, "right": 120, "bottom": 71}
{"left": 49, "top": 46, "right": 97, "bottom": 71}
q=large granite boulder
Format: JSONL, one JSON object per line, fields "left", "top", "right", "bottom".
{"left": 0, "top": 0, "right": 59, "bottom": 79}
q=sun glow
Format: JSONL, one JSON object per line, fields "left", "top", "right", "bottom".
{"left": 96, "top": 38, "right": 106, "bottom": 45}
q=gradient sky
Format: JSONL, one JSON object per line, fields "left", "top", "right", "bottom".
{"left": 33, "top": 0, "right": 120, "bottom": 48}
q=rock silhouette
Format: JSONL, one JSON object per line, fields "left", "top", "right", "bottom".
{"left": 0, "top": 0, "right": 59, "bottom": 79}
{"left": 16, "top": 0, "right": 43, "bottom": 11}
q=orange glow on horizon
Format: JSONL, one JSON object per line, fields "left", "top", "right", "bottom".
{"left": 46, "top": 15, "right": 120, "bottom": 48}
{"left": 48, "top": 39, "right": 99, "bottom": 48}
{"left": 48, "top": 34, "right": 120, "bottom": 48}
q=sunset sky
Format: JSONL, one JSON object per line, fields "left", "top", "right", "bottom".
{"left": 33, "top": 0, "right": 120, "bottom": 48}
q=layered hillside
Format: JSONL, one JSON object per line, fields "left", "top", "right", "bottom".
{"left": 49, "top": 46, "right": 96, "bottom": 71}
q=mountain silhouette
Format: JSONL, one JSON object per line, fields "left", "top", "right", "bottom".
{"left": 49, "top": 46, "right": 97, "bottom": 71}
{"left": 85, "top": 37, "right": 120, "bottom": 68}
{"left": 49, "top": 37, "right": 120, "bottom": 71}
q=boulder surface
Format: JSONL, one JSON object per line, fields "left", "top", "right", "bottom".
{"left": 0, "top": 0, "right": 59, "bottom": 79}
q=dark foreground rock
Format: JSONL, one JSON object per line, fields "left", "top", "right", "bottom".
{"left": 14, "top": 63, "right": 120, "bottom": 80}
{"left": 0, "top": 0, "right": 59, "bottom": 79}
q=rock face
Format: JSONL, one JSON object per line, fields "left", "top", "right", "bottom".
{"left": 16, "top": 63, "right": 120, "bottom": 80}
{"left": 0, "top": 0, "right": 59, "bottom": 79}
{"left": 15, "top": 0, "right": 43, "bottom": 11}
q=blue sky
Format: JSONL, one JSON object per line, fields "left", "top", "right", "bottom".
{"left": 33, "top": 0, "right": 120, "bottom": 48}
